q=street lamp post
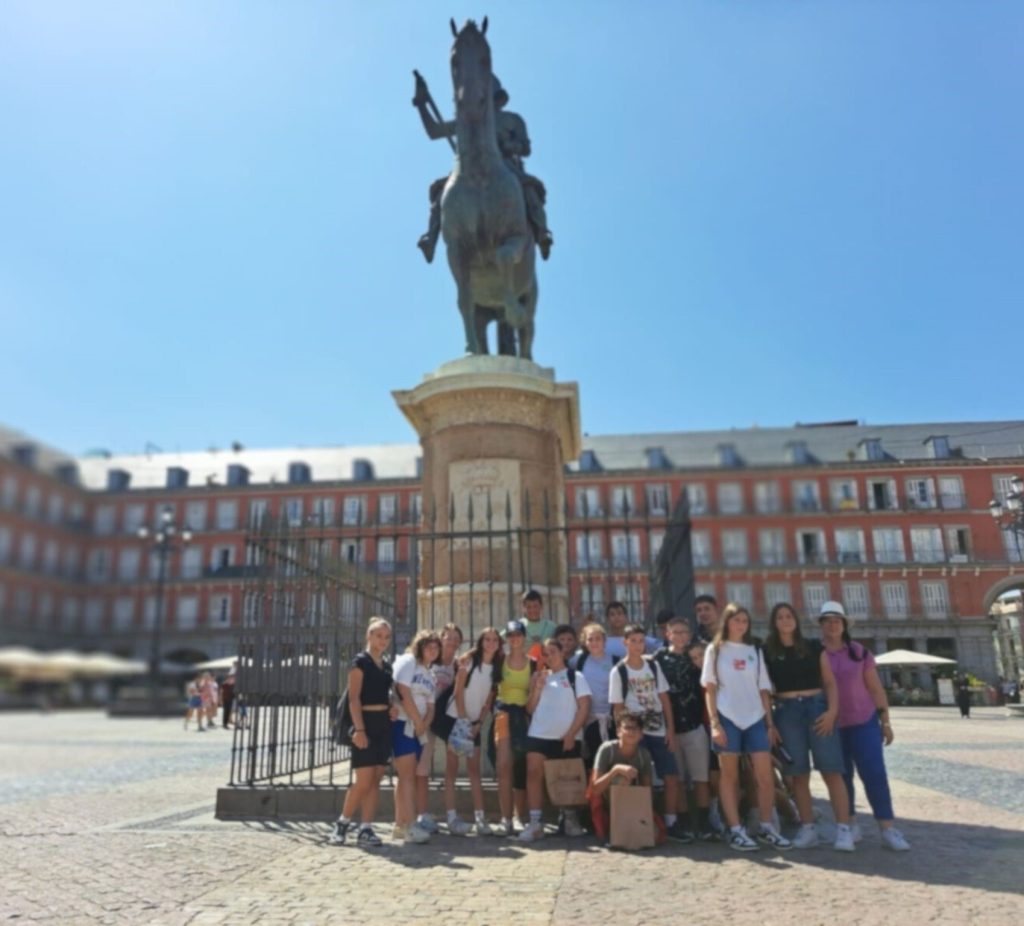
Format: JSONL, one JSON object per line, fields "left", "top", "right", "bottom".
{"left": 989, "top": 474, "right": 1024, "bottom": 561}
{"left": 138, "top": 506, "right": 192, "bottom": 709}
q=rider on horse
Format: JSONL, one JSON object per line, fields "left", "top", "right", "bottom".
{"left": 413, "top": 73, "right": 553, "bottom": 264}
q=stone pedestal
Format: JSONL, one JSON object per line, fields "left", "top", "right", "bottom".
{"left": 393, "top": 356, "right": 581, "bottom": 631}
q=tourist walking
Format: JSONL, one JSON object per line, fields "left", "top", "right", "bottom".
{"left": 702, "top": 604, "right": 792, "bottom": 851}
{"left": 220, "top": 669, "right": 236, "bottom": 728}
{"left": 328, "top": 618, "right": 393, "bottom": 848}
{"left": 184, "top": 675, "right": 204, "bottom": 731}
{"left": 764, "top": 603, "right": 853, "bottom": 851}
{"left": 391, "top": 629, "right": 441, "bottom": 845}
{"left": 819, "top": 602, "right": 911, "bottom": 851}
{"left": 955, "top": 673, "right": 972, "bottom": 718}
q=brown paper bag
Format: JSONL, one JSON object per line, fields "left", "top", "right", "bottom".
{"left": 610, "top": 785, "right": 655, "bottom": 850}
{"left": 543, "top": 757, "right": 588, "bottom": 806}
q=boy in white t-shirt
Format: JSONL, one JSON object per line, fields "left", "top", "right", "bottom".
{"left": 609, "top": 625, "right": 686, "bottom": 841}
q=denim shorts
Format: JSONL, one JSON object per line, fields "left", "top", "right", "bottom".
{"left": 772, "top": 693, "right": 844, "bottom": 775}
{"left": 643, "top": 734, "right": 679, "bottom": 778}
{"left": 392, "top": 720, "right": 424, "bottom": 760}
{"left": 713, "top": 715, "right": 770, "bottom": 755}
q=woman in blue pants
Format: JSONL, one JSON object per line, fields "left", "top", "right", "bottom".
{"left": 818, "top": 601, "right": 911, "bottom": 851}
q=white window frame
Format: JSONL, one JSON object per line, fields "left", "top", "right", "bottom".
{"left": 123, "top": 503, "right": 146, "bottom": 534}
{"left": 611, "top": 486, "right": 635, "bottom": 517}
{"left": 910, "top": 526, "right": 945, "bottom": 564}
{"left": 216, "top": 499, "right": 239, "bottom": 531}
{"left": 872, "top": 527, "right": 906, "bottom": 564}
{"left": 938, "top": 476, "right": 965, "bottom": 509}
{"left": 754, "top": 481, "right": 781, "bottom": 514}
{"left": 764, "top": 582, "right": 792, "bottom": 609}
{"left": 802, "top": 582, "right": 830, "bottom": 616}
{"left": 180, "top": 547, "right": 203, "bottom": 580}
{"left": 882, "top": 582, "right": 908, "bottom": 619}
{"left": 378, "top": 494, "right": 397, "bottom": 525}
{"left": 118, "top": 548, "right": 141, "bottom": 582}
{"left": 725, "top": 581, "right": 753, "bottom": 611}
{"left": 920, "top": 581, "right": 949, "bottom": 619}
{"left": 611, "top": 532, "right": 642, "bottom": 568}
{"left": 721, "top": 529, "right": 748, "bottom": 567}
{"left": 796, "top": 528, "right": 827, "bottom": 566}
{"left": 867, "top": 478, "right": 899, "bottom": 511}
{"left": 830, "top": 479, "right": 859, "bottom": 511}
{"left": 758, "top": 528, "right": 786, "bottom": 566}
{"left": 905, "top": 477, "right": 936, "bottom": 509}
{"left": 342, "top": 496, "right": 365, "bottom": 526}
{"left": 176, "top": 595, "right": 199, "bottom": 630}
{"left": 646, "top": 484, "right": 670, "bottom": 517}
{"left": 842, "top": 582, "right": 870, "bottom": 618}
{"left": 717, "top": 482, "right": 744, "bottom": 515}
{"left": 94, "top": 504, "right": 116, "bottom": 536}
{"left": 834, "top": 528, "right": 866, "bottom": 564}
{"left": 691, "top": 530, "right": 712, "bottom": 567}
{"left": 685, "top": 484, "right": 708, "bottom": 515}
{"left": 792, "top": 480, "right": 821, "bottom": 512}
{"left": 185, "top": 500, "right": 208, "bottom": 532}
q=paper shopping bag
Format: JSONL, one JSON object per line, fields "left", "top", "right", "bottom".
{"left": 610, "top": 785, "right": 655, "bottom": 850}
{"left": 543, "top": 757, "right": 588, "bottom": 807}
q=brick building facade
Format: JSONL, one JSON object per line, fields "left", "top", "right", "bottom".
{"left": 2, "top": 420, "right": 1023, "bottom": 680}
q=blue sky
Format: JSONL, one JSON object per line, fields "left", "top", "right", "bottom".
{"left": 2, "top": 1, "right": 1021, "bottom": 456}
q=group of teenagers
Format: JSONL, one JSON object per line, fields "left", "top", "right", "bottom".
{"left": 328, "top": 590, "right": 912, "bottom": 854}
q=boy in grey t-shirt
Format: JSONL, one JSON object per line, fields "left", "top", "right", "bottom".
{"left": 588, "top": 712, "right": 655, "bottom": 845}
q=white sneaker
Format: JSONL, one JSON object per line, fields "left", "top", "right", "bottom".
{"left": 563, "top": 811, "right": 586, "bottom": 837}
{"left": 417, "top": 813, "right": 439, "bottom": 834}
{"left": 833, "top": 825, "right": 855, "bottom": 852}
{"left": 447, "top": 816, "right": 472, "bottom": 836}
{"left": 499, "top": 818, "right": 515, "bottom": 837}
{"left": 518, "top": 821, "right": 545, "bottom": 843}
{"left": 792, "top": 823, "right": 820, "bottom": 849}
{"left": 474, "top": 820, "right": 494, "bottom": 837}
{"left": 851, "top": 820, "right": 863, "bottom": 844}
{"left": 881, "top": 827, "right": 911, "bottom": 851}
{"left": 405, "top": 823, "right": 431, "bottom": 844}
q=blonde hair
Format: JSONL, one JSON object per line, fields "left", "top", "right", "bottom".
{"left": 365, "top": 617, "right": 392, "bottom": 644}
{"left": 581, "top": 622, "right": 606, "bottom": 643}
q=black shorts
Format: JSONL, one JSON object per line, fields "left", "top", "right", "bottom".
{"left": 526, "top": 737, "right": 581, "bottom": 760}
{"left": 350, "top": 710, "right": 392, "bottom": 769}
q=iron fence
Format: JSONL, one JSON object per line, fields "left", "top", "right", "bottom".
{"left": 227, "top": 490, "right": 673, "bottom": 786}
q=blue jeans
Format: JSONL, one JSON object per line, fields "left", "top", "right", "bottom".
{"left": 839, "top": 716, "right": 894, "bottom": 822}
{"left": 773, "top": 693, "right": 844, "bottom": 776}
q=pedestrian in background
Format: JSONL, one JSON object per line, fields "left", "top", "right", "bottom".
{"left": 184, "top": 675, "right": 204, "bottom": 732}
{"left": 220, "top": 668, "right": 236, "bottom": 728}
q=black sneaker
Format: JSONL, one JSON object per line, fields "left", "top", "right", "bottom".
{"left": 357, "top": 826, "right": 382, "bottom": 848}
{"left": 755, "top": 827, "right": 793, "bottom": 851}
{"left": 666, "top": 821, "right": 694, "bottom": 844}
{"left": 727, "top": 828, "right": 760, "bottom": 852}
{"left": 697, "top": 827, "right": 719, "bottom": 842}
{"left": 328, "top": 820, "right": 350, "bottom": 846}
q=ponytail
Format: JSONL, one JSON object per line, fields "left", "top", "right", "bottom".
{"left": 842, "top": 628, "right": 864, "bottom": 662}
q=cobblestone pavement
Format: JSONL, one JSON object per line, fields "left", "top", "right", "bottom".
{"left": 2, "top": 708, "right": 1022, "bottom": 925}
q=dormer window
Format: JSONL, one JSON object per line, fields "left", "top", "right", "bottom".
{"left": 579, "top": 450, "right": 601, "bottom": 473}
{"left": 786, "top": 441, "right": 813, "bottom": 465}
{"left": 288, "top": 461, "right": 311, "bottom": 484}
{"left": 717, "top": 444, "right": 742, "bottom": 468}
{"left": 925, "top": 436, "right": 950, "bottom": 459}
{"left": 645, "top": 447, "right": 670, "bottom": 470}
{"left": 166, "top": 467, "right": 188, "bottom": 489}
{"left": 858, "top": 438, "right": 884, "bottom": 462}
{"left": 353, "top": 459, "right": 374, "bottom": 482}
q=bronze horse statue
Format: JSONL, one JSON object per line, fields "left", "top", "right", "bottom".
{"left": 440, "top": 18, "right": 537, "bottom": 359}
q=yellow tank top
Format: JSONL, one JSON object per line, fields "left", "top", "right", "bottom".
{"left": 498, "top": 661, "right": 531, "bottom": 706}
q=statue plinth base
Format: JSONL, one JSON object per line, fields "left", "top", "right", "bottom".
{"left": 393, "top": 356, "right": 581, "bottom": 631}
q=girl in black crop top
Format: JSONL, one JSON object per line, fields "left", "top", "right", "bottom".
{"left": 764, "top": 603, "right": 852, "bottom": 850}
{"left": 329, "top": 618, "right": 394, "bottom": 848}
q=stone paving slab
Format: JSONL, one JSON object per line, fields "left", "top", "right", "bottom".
{"left": 1, "top": 709, "right": 1022, "bottom": 924}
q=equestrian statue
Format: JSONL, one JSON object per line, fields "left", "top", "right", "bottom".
{"left": 413, "top": 18, "right": 553, "bottom": 360}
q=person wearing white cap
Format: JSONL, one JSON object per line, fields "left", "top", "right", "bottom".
{"left": 819, "top": 601, "right": 911, "bottom": 851}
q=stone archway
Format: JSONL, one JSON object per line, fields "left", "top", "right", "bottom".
{"left": 983, "top": 574, "right": 1024, "bottom": 615}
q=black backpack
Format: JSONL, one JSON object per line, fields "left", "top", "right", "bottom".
{"left": 616, "top": 656, "right": 664, "bottom": 699}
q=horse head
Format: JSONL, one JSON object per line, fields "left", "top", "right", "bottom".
{"left": 450, "top": 18, "right": 493, "bottom": 120}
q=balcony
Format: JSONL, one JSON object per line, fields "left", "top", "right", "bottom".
{"left": 793, "top": 500, "right": 822, "bottom": 513}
